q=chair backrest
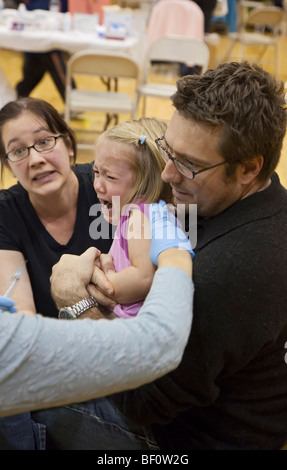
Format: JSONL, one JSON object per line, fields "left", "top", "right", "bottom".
{"left": 145, "top": 36, "right": 210, "bottom": 73}
{"left": 244, "top": 6, "right": 284, "bottom": 30}
{"left": 67, "top": 50, "right": 139, "bottom": 80}
{"left": 147, "top": 0, "right": 204, "bottom": 46}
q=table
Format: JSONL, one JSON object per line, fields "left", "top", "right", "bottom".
{"left": 0, "top": 9, "right": 143, "bottom": 108}
{"left": 0, "top": 26, "right": 141, "bottom": 57}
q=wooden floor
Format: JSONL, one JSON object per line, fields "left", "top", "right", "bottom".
{"left": 0, "top": 30, "right": 287, "bottom": 189}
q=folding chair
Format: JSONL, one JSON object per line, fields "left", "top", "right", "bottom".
{"left": 138, "top": 36, "right": 210, "bottom": 116}
{"left": 64, "top": 50, "right": 140, "bottom": 147}
{"left": 223, "top": 4, "right": 284, "bottom": 78}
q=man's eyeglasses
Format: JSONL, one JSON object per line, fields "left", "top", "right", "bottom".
{"left": 155, "top": 136, "right": 226, "bottom": 180}
{"left": 5, "top": 135, "right": 63, "bottom": 162}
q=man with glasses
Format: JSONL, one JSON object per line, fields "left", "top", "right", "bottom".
{"left": 34, "top": 61, "right": 287, "bottom": 450}
{"left": 156, "top": 135, "right": 226, "bottom": 179}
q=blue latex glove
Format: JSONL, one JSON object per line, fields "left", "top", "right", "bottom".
{"left": 0, "top": 296, "right": 17, "bottom": 313}
{"left": 149, "top": 200, "right": 194, "bottom": 266}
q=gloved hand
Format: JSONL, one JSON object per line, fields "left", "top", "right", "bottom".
{"left": 0, "top": 296, "right": 17, "bottom": 313}
{"left": 149, "top": 200, "right": 194, "bottom": 266}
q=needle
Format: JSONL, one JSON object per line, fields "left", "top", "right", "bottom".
{"left": 3, "top": 260, "right": 27, "bottom": 297}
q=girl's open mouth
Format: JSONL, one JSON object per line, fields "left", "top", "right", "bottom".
{"left": 98, "top": 197, "right": 112, "bottom": 209}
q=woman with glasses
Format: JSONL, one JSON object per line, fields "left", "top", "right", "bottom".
{"left": 0, "top": 97, "right": 113, "bottom": 318}
{"left": 0, "top": 96, "right": 113, "bottom": 450}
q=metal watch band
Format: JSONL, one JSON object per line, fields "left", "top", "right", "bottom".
{"left": 58, "top": 296, "right": 99, "bottom": 319}
{"left": 72, "top": 296, "right": 99, "bottom": 316}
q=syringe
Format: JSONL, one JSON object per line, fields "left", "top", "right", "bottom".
{"left": 3, "top": 260, "right": 27, "bottom": 297}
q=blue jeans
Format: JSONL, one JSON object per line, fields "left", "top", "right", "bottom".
{"left": 0, "top": 413, "right": 46, "bottom": 450}
{"left": 32, "top": 398, "right": 159, "bottom": 450}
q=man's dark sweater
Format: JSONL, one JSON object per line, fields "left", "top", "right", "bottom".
{"left": 113, "top": 173, "right": 287, "bottom": 450}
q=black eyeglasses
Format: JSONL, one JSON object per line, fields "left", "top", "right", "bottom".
{"left": 5, "top": 135, "right": 63, "bottom": 162}
{"left": 155, "top": 136, "right": 226, "bottom": 180}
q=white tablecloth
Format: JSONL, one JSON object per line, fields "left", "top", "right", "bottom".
{"left": 0, "top": 26, "right": 142, "bottom": 58}
{"left": 0, "top": 25, "right": 143, "bottom": 108}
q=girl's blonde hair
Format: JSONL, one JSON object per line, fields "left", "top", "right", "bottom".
{"left": 95, "top": 118, "right": 172, "bottom": 205}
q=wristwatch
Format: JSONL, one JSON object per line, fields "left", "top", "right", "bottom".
{"left": 58, "top": 296, "right": 99, "bottom": 319}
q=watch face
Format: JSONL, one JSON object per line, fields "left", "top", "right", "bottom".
{"left": 58, "top": 307, "right": 76, "bottom": 320}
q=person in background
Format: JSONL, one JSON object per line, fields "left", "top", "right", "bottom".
{"left": 41, "top": 61, "right": 287, "bottom": 450}
{"left": 15, "top": 0, "right": 69, "bottom": 102}
{"left": 180, "top": 0, "right": 217, "bottom": 75}
{"left": 193, "top": 0, "right": 217, "bottom": 32}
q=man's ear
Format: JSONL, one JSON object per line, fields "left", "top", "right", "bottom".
{"left": 240, "top": 155, "right": 264, "bottom": 185}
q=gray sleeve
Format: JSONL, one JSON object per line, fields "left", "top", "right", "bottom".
{"left": 0, "top": 266, "right": 193, "bottom": 417}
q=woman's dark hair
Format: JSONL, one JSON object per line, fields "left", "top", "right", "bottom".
{"left": 0, "top": 97, "right": 77, "bottom": 179}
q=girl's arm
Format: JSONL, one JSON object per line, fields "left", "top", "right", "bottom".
{"left": 0, "top": 250, "right": 36, "bottom": 316}
{"left": 105, "top": 209, "right": 156, "bottom": 305}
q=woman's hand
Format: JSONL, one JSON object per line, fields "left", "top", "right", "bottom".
{"left": 0, "top": 296, "right": 17, "bottom": 314}
{"left": 149, "top": 200, "right": 194, "bottom": 266}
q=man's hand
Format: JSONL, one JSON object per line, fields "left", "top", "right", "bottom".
{"left": 50, "top": 247, "right": 101, "bottom": 309}
{"left": 50, "top": 248, "right": 117, "bottom": 312}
